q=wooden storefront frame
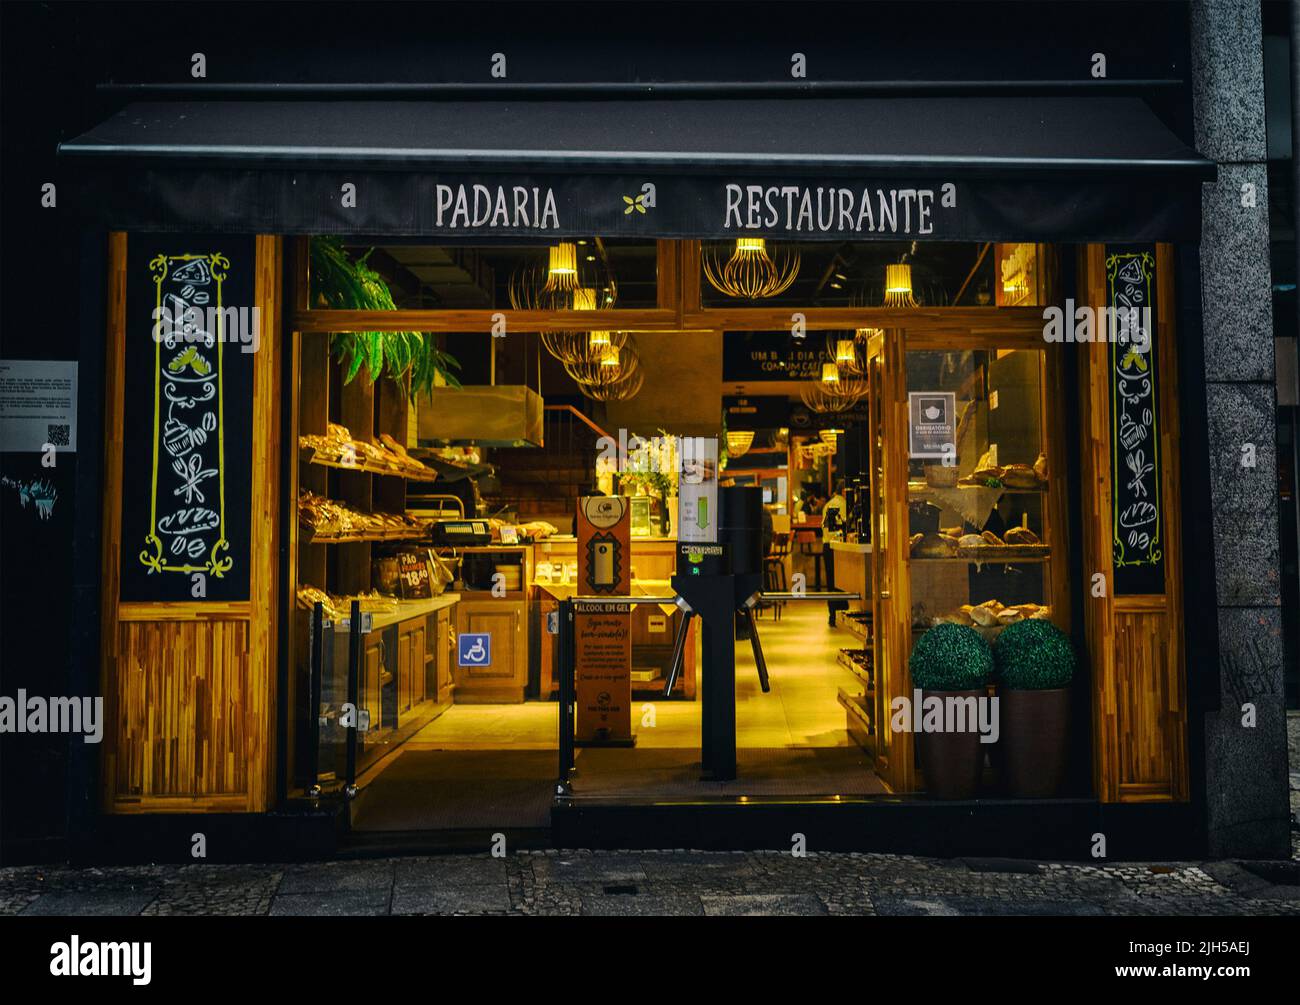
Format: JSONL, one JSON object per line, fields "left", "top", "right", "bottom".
{"left": 1077, "top": 243, "right": 1189, "bottom": 803}
{"left": 98, "top": 236, "right": 1188, "bottom": 812}
{"left": 99, "top": 233, "right": 283, "bottom": 814}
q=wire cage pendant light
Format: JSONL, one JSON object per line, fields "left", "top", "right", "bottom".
{"left": 884, "top": 263, "right": 918, "bottom": 307}
{"left": 726, "top": 429, "right": 756, "bottom": 457}
{"left": 512, "top": 241, "right": 622, "bottom": 365}
{"left": 579, "top": 364, "right": 644, "bottom": 402}
{"left": 800, "top": 362, "right": 867, "bottom": 414}
{"left": 564, "top": 336, "right": 640, "bottom": 387}
{"left": 703, "top": 238, "right": 801, "bottom": 299}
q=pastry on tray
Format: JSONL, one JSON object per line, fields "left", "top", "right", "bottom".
{"left": 911, "top": 532, "right": 957, "bottom": 558}
{"left": 969, "top": 603, "right": 1000, "bottom": 627}
{"left": 1003, "top": 526, "right": 1041, "bottom": 545}
{"left": 1001, "top": 464, "right": 1041, "bottom": 490}
{"left": 981, "top": 530, "right": 1004, "bottom": 546}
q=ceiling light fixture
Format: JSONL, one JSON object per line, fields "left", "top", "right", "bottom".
{"left": 884, "top": 263, "right": 917, "bottom": 307}
{"left": 703, "top": 238, "right": 801, "bottom": 300}
{"left": 726, "top": 430, "right": 756, "bottom": 457}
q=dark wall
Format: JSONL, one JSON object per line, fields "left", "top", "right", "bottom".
{"left": 0, "top": 0, "right": 1197, "bottom": 861}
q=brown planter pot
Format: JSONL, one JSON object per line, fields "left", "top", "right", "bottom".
{"left": 997, "top": 687, "right": 1070, "bottom": 798}
{"left": 916, "top": 689, "right": 985, "bottom": 800}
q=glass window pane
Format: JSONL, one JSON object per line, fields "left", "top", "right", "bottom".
{"left": 905, "top": 348, "right": 1051, "bottom": 630}
{"left": 700, "top": 240, "right": 998, "bottom": 308}
{"left": 314, "top": 238, "right": 659, "bottom": 311}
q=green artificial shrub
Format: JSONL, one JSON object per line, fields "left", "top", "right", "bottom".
{"left": 993, "top": 619, "right": 1076, "bottom": 689}
{"left": 908, "top": 623, "right": 993, "bottom": 691}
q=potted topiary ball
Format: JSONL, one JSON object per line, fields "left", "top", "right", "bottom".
{"left": 992, "top": 619, "right": 1076, "bottom": 797}
{"left": 908, "top": 623, "right": 993, "bottom": 800}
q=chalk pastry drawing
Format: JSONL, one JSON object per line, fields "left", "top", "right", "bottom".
{"left": 138, "top": 251, "right": 234, "bottom": 578}
{"left": 1, "top": 476, "right": 57, "bottom": 520}
{"left": 1106, "top": 250, "right": 1161, "bottom": 569}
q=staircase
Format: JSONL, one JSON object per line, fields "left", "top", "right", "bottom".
{"left": 484, "top": 405, "right": 609, "bottom": 529}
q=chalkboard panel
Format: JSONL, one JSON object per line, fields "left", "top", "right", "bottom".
{"left": 1106, "top": 246, "right": 1165, "bottom": 595}
{"left": 119, "top": 235, "right": 256, "bottom": 602}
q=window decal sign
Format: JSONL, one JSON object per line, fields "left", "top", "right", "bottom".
{"left": 138, "top": 252, "right": 233, "bottom": 580}
{"left": 458, "top": 633, "right": 492, "bottom": 668}
{"left": 119, "top": 235, "right": 255, "bottom": 603}
{"left": 1106, "top": 246, "right": 1164, "bottom": 594}
{"left": 908, "top": 392, "right": 956, "bottom": 460}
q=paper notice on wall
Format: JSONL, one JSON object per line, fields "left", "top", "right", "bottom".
{"left": 0, "top": 360, "right": 78, "bottom": 453}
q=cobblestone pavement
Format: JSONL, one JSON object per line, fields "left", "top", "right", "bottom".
{"left": 2, "top": 849, "right": 1298, "bottom": 916}
{"left": 2, "top": 712, "right": 1294, "bottom": 918}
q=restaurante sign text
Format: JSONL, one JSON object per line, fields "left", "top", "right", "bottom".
{"left": 722, "top": 182, "right": 954, "bottom": 235}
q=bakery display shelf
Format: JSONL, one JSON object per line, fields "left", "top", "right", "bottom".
{"left": 838, "top": 688, "right": 875, "bottom": 741}
{"left": 911, "top": 549, "right": 1050, "bottom": 564}
{"left": 301, "top": 527, "right": 430, "bottom": 545}
{"left": 908, "top": 483, "right": 1048, "bottom": 499}
{"left": 835, "top": 610, "right": 871, "bottom": 643}
{"left": 837, "top": 649, "right": 874, "bottom": 687}
{"left": 299, "top": 445, "right": 439, "bottom": 482}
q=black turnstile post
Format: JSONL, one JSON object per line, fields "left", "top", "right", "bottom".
{"left": 662, "top": 607, "right": 695, "bottom": 698}
{"left": 344, "top": 599, "right": 361, "bottom": 795}
{"left": 307, "top": 602, "right": 325, "bottom": 791}
{"left": 556, "top": 598, "right": 575, "bottom": 789}
{"left": 742, "top": 606, "right": 771, "bottom": 693}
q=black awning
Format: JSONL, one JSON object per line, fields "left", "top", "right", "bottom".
{"left": 59, "top": 96, "right": 1213, "bottom": 240}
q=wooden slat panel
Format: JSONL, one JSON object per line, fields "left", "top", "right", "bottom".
{"left": 1078, "top": 243, "right": 1188, "bottom": 803}
{"left": 113, "top": 620, "right": 250, "bottom": 798}
{"left": 1114, "top": 609, "right": 1181, "bottom": 796}
{"left": 102, "top": 235, "right": 282, "bottom": 813}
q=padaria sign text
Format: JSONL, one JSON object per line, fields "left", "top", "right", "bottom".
{"left": 76, "top": 170, "right": 1202, "bottom": 242}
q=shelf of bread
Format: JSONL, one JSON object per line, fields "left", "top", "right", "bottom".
{"left": 296, "top": 585, "right": 402, "bottom": 622}
{"left": 299, "top": 423, "right": 438, "bottom": 482}
{"left": 929, "top": 599, "right": 1054, "bottom": 643}
{"left": 908, "top": 525, "right": 1048, "bottom": 562}
{"left": 298, "top": 490, "right": 431, "bottom": 544}
{"left": 910, "top": 449, "right": 1049, "bottom": 496}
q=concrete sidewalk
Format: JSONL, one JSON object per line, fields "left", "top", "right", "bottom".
{"left": 3, "top": 848, "right": 1298, "bottom": 916}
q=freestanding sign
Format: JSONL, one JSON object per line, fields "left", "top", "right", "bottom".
{"left": 677, "top": 437, "right": 719, "bottom": 545}
{"left": 575, "top": 496, "right": 632, "bottom": 744}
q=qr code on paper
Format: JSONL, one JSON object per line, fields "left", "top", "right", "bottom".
{"left": 47, "top": 424, "right": 70, "bottom": 447}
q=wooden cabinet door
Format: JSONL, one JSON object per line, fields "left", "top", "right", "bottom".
{"left": 396, "top": 629, "right": 413, "bottom": 713}
{"left": 456, "top": 603, "right": 519, "bottom": 680}
{"left": 410, "top": 625, "right": 426, "bottom": 704}
{"left": 363, "top": 638, "right": 384, "bottom": 735}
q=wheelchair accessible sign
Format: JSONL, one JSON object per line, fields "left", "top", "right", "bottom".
{"left": 458, "top": 633, "right": 491, "bottom": 668}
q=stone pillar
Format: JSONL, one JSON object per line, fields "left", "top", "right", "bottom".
{"left": 1191, "top": 0, "right": 1291, "bottom": 858}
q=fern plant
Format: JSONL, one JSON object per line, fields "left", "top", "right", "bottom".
{"left": 310, "top": 237, "right": 461, "bottom": 399}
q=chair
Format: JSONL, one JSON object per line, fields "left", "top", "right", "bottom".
{"left": 796, "top": 527, "right": 825, "bottom": 591}
{"left": 762, "top": 532, "right": 790, "bottom": 620}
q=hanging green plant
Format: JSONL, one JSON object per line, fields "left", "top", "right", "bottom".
{"left": 309, "top": 237, "right": 461, "bottom": 399}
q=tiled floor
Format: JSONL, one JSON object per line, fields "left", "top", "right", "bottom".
{"left": 406, "top": 601, "right": 861, "bottom": 751}
{"left": 349, "top": 602, "right": 874, "bottom": 823}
